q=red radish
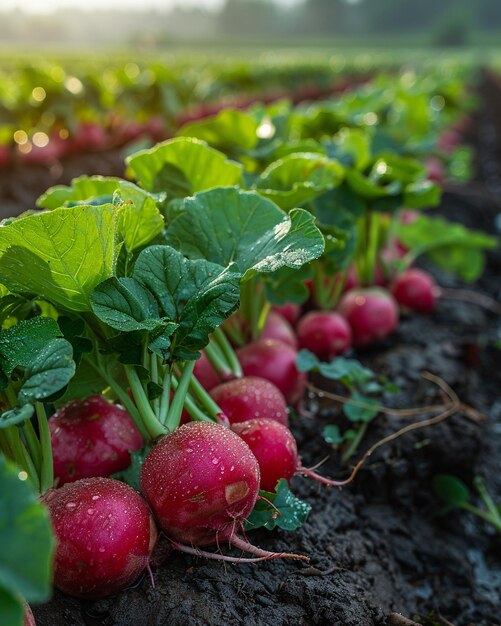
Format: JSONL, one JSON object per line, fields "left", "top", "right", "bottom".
{"left": 399, "top": 209, "right": 419, "bottom": 225}
{"left": 141, "top": 422, "right": 306, "bottom": 562}
{"left": 271, "top": 303, "right": 301, "bottom": 326}
{"left": 232, "top": 418, "right": 353, "bottom": 491}
{"left": 296, "top": 311, "right": 352, "bottom": 361}
{"left": 24, "top": 603, "right": 36, "bottom": 626}
{"left": 425, "top": 156, "right": 445, "bottom": 184}
{"left": 261, "top": 311, "right": 298, "bottom": 349}
{"left": 210, "top": 376, "right": 288, "bottom": 426}
{"left": 71, "top": 122, "right": 107, "bottom": 151}
{"left": 437, "top": 129, "right": 461, "bottom": 153}
{"left": 338, "top": 288, "right": 399, "bottom": 348}
{"left": 236, "top": 339, "right": 306, "bottom": 406}
{"left": 43, "top": 477, "right": 157, "bottom": 598}
{"left": 390, "top": 268, "right": 437, "bottom": 314}
{"left": 193, "top": 350, "right": 222, "bottom": 391}
{"left": 49, "top": 396, "right": 143, "bottom": 486}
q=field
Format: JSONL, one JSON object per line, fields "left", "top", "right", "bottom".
{"left": 0, "top": 46, "right": 500, "bottom": 626}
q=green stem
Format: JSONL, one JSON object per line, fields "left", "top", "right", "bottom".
{"left": 204, "top": 340, "right": 231, "bottom": 380}
{"left": 5, "top": 426, "right": 40, "bottom": 492}
{"left": 223, "top": 315, "right": 246, "bottom": 347}
{"left": 84, "top": 355, "right": 149, "bottom": 441}
{"left": 474, "top": 477, "right": 501, "bottom": 525}
{"left": 124, "top": 365, "right": 166, "bottom": 441}
{"left": 21, "top": 420, "right": 42, "bottom": 475}
{"left": 241, "top": 278, "right": 265, "bottom": 342}
{"left": 36, "top": 403, "right": 54, "bottom": 494}
{"left": 171, "top": 377, "right": 214, "bottom": 423}
{"left": 165, "top": 361, "right": 196, "bottom": 432}
{"left": 158, "top": 364, "right": 172, "bottom": 426}
{"left": 341, "top": 421, "right": 368, "bottom": 464}
{"left": 313, "top": 260, "right": 328, "bottom": 309}
{"left": 256, "top": 301, "right": 271, "bottom": 337}
{"left": 188, "top": 372, "right": 226, "bottom": 421}
{"left": 0, "top": 430, "right": 14, "bottom": 457}
{"left": 461, "top": 502, "right": 501, "bottom": 533}
{"left": 212, "top": 327, "right": 242, "bottom": 378}
{"left": 150, "top": 353, "right": 160, "bottom": 416}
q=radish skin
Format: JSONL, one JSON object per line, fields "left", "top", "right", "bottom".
{"left": 390, "top": 268, "right": 437, "bottom": 314}
{"left": 50, "top": 396, "right": 143, "bottom": 486}
{"left": 236, "top": 339, "right": 306, "bottom": 406}
{"left": 140, "top": 422, "right": 307, "bottom": 562}
{"left": 43, "top": 477, "right": 157, "bottom": 598}
{"left": 232, "top": 418, "right": 352, "bottom": 491}
{"left": 338, "top": 288, "right": 399, "bottom": 348}
{"left": 296, "top": 311, "right": 352, "bottom": 361}
{"left": 210, "top": 377, "right": 289, "bottom": 426}
{"left": 261, "top": 311, "right": 298, "bottom": 349}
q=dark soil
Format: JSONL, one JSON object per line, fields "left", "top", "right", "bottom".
{"left": 4, "top": 74, "right": 501, "bottom": 626}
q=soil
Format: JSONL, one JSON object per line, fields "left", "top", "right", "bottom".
{"left": 2, "top": 73, "right": 501, "bottom": 626}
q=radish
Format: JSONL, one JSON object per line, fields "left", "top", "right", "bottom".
{"left": 236, "top": 339, "right": 306, "bottom": 406}
{"left": 24, "top": 603, "right": 36, "bottom": 626}
{"left": 296, "top": 311, "right": 352, "bottom": 361}
{"left": 338, "top": 288, "right": 399, "bottom": 348}
{"left": 140, "top": 422, "right": 306, "bottom": 562}
{"left": 271, "top": 303, "right": 301, "bottom": 327}
{"left": 210, "top": 376, "right": 289, "bottom": 426}
{"left": 49, "top": 396, "right": 143, "bottom": 486}
{"left": 232, "top": 418, "right": 352, "bottom": 491}
{"left": 193, "top": 350, "right": 222, "bottom": 391}
{"left": 390, "top": 268, "right": 437, "bottom": 314}
{"left": 43, "top": 477, "right": 157, "bottom": 598}
{"left": 425, "top": 156, "right": 445, "bottom": 184}
{"left": 261, "top": 311, "right": 298, "bottom": 349}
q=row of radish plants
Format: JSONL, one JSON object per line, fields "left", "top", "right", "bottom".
{"left": 0, "top": 57, "right": 472, "bottom": 178}
{"left": 0, "top": 68, "right": 498, "bottom": 626}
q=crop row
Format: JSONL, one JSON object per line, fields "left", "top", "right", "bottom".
{"left": 0, "top": 63, "right": 498, "bottom": 626}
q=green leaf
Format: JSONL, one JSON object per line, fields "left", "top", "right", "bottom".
{"left": 133, "top": 246, "right": 241, "bottom": 360}
{"left": 326, "top": 127, "right": 372, "bottom": 170}
{"left": 396, "top": 214, "right": 498, "bottom": 282}
{"left": 112, "top": 444, "right": 152, "bottom": 492}
{"left": 0, "top": 205, "right": 120, "bottom": 312}
{"left": 0, "top": 455, "right": 54, "bottom": 603}
{"left": 0, "top": 586, "right": 24, "bottom": 626}
{"left": 432, "top": 474, "right": 470, "bottom": 508}
{"left": 343, "top": 393, "right": 379, "bottom": 423}
{"left": 254, "top": 153, "right": 344, "bottom": 210}
{"left": 297, "top": 350, "right": 374, "bottom": 386}
{"left": 244, "top": 479, "right": 311, "bottom": 532}
{"left": 403, "top": 180, "right": 441, "bottom": 209}
{"left": 57, "top": 317, "right": 92, "bottom": 367}
{"left": 0, "top": 405, "right": 35, "bottom": 430}
{"left": 127, "top": 137, "right": 242, "bottom": 195}
{"left": 0, "top": 317, "right": 62, "bottom": 377}
{"left": 323, "top": 424, "right": 344, "bottom": 445}
{"left": 116, "top": 182, "right": 164, "bottom": 252}
{"left": 91, "top": 277, "right": 165, "bottom": 332}
{"left": 345, "top": 169, "right": 401, "bottom": 200}
{"left": 176, "top": 109, "right": 259, "bottom": 152}
{"left": 263, "top": 265, "right": 312, "bottom": 306}
{"left": 166, "top": 188, "right": 324, "bottom": 279}
{"left": 36, "top": 175, "right": 121, "bottom": 209}
{"left": 18, "top": 338, "right": 76, "bottom": 405}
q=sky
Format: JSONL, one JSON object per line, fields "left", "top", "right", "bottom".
{"left": 1, "top": 0, "right": 300, "bottom": 14}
